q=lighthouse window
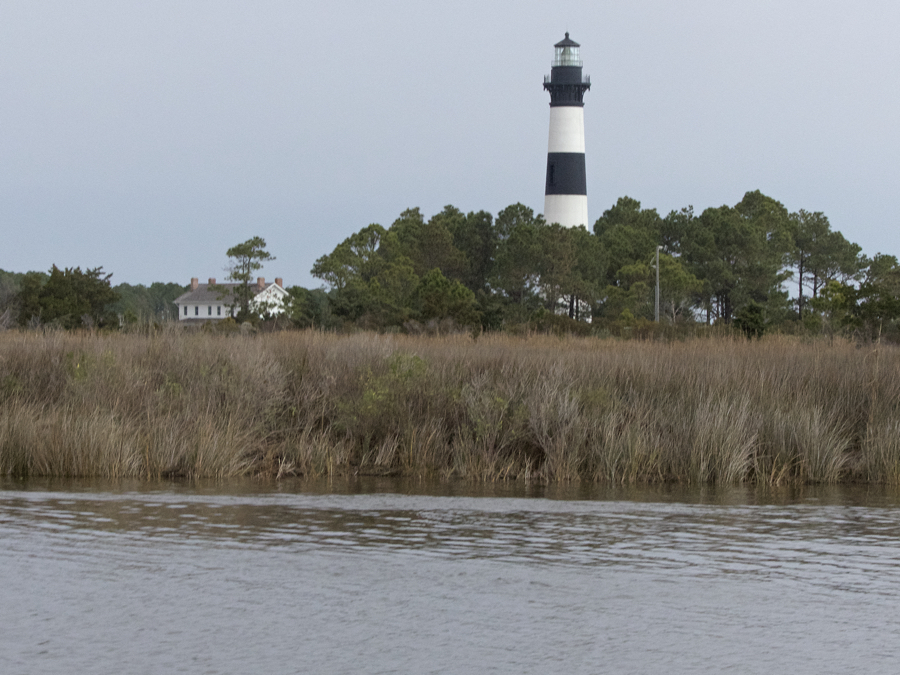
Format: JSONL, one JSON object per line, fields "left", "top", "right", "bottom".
{"left": 553, "top": 46, "right": 582, "bottom": 67}
{"left": 548, "top": 163, "right": 556, "bottom": 185}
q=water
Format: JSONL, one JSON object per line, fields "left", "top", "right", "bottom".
{"left": 2, "top": 478, "right": 900, "bottom": 674}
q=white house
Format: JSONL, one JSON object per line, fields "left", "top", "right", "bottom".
{"left": 173, "top": 277, "right": 289, "bottom": 321}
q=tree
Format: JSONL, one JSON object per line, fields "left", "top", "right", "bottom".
{"left": 593, "top": 197, "right": 663, "bottom": 289}
{"left": 17, "top": 266, "right": 119, "bottom": 329}
{"left": 491, "top": 205, "right": 545, "bottom": 320}
{"left": 312, "top": 223, "right": 418, "bottom": 327}
{"left": 111, "top": 282, "right": 186, "bottom": 322}
{"left": 447, "top": 209, "right": 497, "bottom": 293}
{"left": 14, "top": 272, "right": 44, "bottom": 327}
{"left": 660, "top": 205, "right": 694, "bottom": 256}
{"left": 569, "top": 226, "right": 606, "bottom": 319}
{"left": 809, "top": 280, "right": 855, "bottom": 338}
{"left": 657, "top": 254, "right": 703, "bottom": 323}
{"left": 533, "top": 224, "right": 604, "bottom": 320}
{"left": 284, "top": 286, "right": 335, "bottom": 329}
{"left": 536, "top": 224, "right": 579, "bottom": 314}
{"left": 224, "top": 237, "right": 275, "bottom": 321}
{"left": 389, "top": 206, "right": 468, "bottom": 282}
{"left": 413, "top": 268, "right": 480, "bottom": 326}
{"left": 312, "top": 224, "right": 388, "bottom": 292}
{"left": 598, "top": 252, "right": 700, "bottom": 323}
{"left": 495, "top": 202, "right": 542, "bottom": 240}
{"left": 788, "top": 210, "right": 864, "bottom": 317}
{"left": 0, "top": 269, "right": 33, "bottom": 326}
{"left": 848, "top": 254, "right": 900, "bottom": 340}
{"left": 733, "top": 300, "right": 766, "bottom": 339}
{"left": 680, "top": 191, "right": 791, "bottom": 323}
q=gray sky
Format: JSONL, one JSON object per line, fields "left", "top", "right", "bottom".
{"left": 3, "top": 1, "right": 899, "bottom": 288}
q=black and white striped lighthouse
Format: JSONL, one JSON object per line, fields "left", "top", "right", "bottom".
{"left": 543, "top": 33, "right": 590, "bottom": 228}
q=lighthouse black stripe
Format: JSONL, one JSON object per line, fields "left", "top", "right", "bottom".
{"left": 545, "top": 152, "right": 587, "bottom": 195}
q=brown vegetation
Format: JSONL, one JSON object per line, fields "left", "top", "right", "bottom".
{"left": 1, "top": 329, "right": 899, "bottom": 484}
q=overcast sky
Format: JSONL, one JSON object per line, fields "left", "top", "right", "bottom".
{"left": 3, "top": 1, "right": 899, "bottom": 288}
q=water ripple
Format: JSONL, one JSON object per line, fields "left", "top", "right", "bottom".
{"left": 2, "top": 490, "right": 900, "bottom": 596}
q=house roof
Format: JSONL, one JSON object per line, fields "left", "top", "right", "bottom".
{"left": 174, "top": 282, "right": 283, "bottom": 305}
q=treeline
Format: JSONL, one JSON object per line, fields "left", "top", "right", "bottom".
{"left": 3, "top": 190, "right": 899, "bottom": 340}
{"left": 0, "top": 267, "right": 184, "bottom": 329}
{"left": 291, "top": 191, "right": 900, "bottom": 340}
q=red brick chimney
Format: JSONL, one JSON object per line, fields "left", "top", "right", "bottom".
{"left": 208, "top": 278, "right": 216, "bottom": 285}
{"left": 256, "top": 277, "right": 265, "bottom": 291}
{"left": 191, "top": 277, "right": 199, "bottom": 290}
{"left": 275, "top": 277, "right": 283, "bottom": 288}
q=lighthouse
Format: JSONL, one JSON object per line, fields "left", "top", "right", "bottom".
{"left": 543, "top": 33, "right": 590, "bottom": 228}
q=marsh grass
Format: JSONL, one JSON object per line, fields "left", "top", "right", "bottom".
{"left": 1, "top": 329, "right": 899, "bottom": 483}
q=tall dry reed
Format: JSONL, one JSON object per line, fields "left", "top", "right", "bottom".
{"left": 1, "top": 328, "right": 899, "bottom": 483}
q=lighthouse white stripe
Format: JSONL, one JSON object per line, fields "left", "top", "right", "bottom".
{"left": 547, "top": 107, "right": 585, "bottom": 153}
{"left": 544, "top": 194, "right": 589, "bottom": 229}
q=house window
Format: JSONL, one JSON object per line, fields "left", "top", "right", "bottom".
{"left": 183, "top": 306, "right": 188, "bottom": 316}
{"left": 217, "top": 306, "right": 222, "bottom": 316}
{"left": 195, "top": 306, "right": 199, "bottom": 316}
{"left": 208, "top": 306, "right": 212, "bottom": 316}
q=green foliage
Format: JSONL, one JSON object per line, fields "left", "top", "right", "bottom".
{"left": 413, "top": 268, "right": 480, "bottom": 326}
{"left": 733, "top": 300, "right": 766, "bottom": 339}
{"left": 284, "top": 286, "right": 336, "bottom": 329}
{"left": 0, "top": 269, "right": 45, "bottom": 324}
{"left": 594, "top": 196, "right": 663, "bottom": 288}
{"left": 601, "top": 252, "right": 702, "bottom": 323}
{"left": 848, "top": 255, "right": 900, "bottom": 340}
{"left": 808, "top": 259, "right": 900, "bottom": 341}
{"left": 491, "top": 203, "right": 545, "bottom": 314}
{"left": 535, "top": 224, "right": 584, "bottom": 315}
{"left": 393, "top": 206, "right": 468, "bottom": 282}
{"left": 200, "top": 317, "right": 241, "bottom": 335}
{"left": 224, "top": 236, "right": 275, "bottom": 321}
{"left": 592, "top": 197, "right": 666, "bottom": 320}
{"left": 527, "top": 308, "right": 592, "bottom": 336}
{"left": 679, "top": 191, "right": 791, "bottom": 323}
{"left": 17, "top": 266, "right": 119, "bottom": 329}
{"left": 657, "top": 254, "right": 703, "bottom": 322}
{"left": 789, "top": 210, "right": 863, "bottom": 317}
{"left": 449, "top": 209, "right": 496, "bottom": 293}
{"left": 15, "top": 272, "right": 45, "bottom": 327}
{"left": 305, "top": 195, "right": 897, "bottom": 338}
{"left": 334, "top": 352, "right": 433, "bottom": 452}
{"left": 312, "top": 223, "right": 393, "bottom": 291}
{"left": 809, "top": 279, "right": 854, "bottom": 333}
{"left": 312, "top": 223, "right": 418, "bottom": 327}
{"left": 111, "top": 282, "right": 186, "bottom": 322}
